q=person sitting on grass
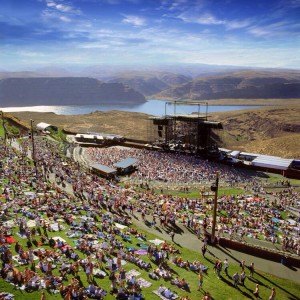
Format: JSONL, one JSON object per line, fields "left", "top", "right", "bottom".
{"left": 85, "top": 283, "right": 99, "bottom": 298}
{"left": 162, "top": 269, "right": 172, "bottom": 280}
{"left": 25, "top": 273, "right": 41, "bottom": 291}
{"left": 202, "top": 291, "right": 212, "bottom": 300}
{"left": 163, "top": 287, "right": 172, "bottom": 299}
{"left": 171, "top": 276, "right": 180, "bottom": 286}
{"left": 44, "top": 274, "right": 62, "bottom": 290}
{"left": 148, "top": 270, "right": 159, "bottom": 280}
{"left": 116, "top": 286, "right": 127, "bottom": 300}
{"left": 127, "top": 275, "right": 136, "bottom": 292}
{"left": 179, "top": 278, "right": 190, "bottom": 292}
{"left": 162, "top": 287, "right": 176, "bottom": 299}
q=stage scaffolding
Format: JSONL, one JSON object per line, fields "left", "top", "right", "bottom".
{"left": 148, "top": 101, "right": 223, "bottom": 154}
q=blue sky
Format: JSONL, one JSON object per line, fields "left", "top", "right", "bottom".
{"left": 1, "top": 0, "right": 299, "bottom": 70}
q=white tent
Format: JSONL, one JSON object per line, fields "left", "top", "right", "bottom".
{"left": 251, "top": 155, "right": 293, "bottom": 170}
{"left": 36, "top": 122, "right": 57, "bottom": 132}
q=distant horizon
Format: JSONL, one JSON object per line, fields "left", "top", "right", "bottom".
{"left": 1, "top": 0, "right": 299, "bottom": 70}
{"left": 1, "top": 62, "right": 300, "bottom": 75}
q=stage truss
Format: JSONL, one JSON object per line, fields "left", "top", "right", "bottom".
{"left": 148, "top": 101, "right": 223, "bottom": 154}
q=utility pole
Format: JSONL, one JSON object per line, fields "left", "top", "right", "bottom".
{"left": 1, "top": 111, "right": 7, "bottom": 143}
{"left": 30, "top": 119, "right": 38, "bottom": 177}
{"left": 211, "top": 171, "right": 219, "bottom": 244}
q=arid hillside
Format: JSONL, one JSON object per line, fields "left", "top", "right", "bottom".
{"left": 155, "top": 70, "right": 300, "bottom": 100}
{"left": 212, "top": 106, "right": 300, "bottom": 158}
{"left": 12, "top": 110, "right": 150, "bottom": 141}
{"left": 11, "top": 101, "right": 300, "bottom": 159}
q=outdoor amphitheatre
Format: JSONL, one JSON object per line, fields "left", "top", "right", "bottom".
{"left": 0, "top": 102, "right": 300, "bottom": 300}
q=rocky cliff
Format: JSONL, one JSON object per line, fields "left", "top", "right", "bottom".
{"left": 0, "top": 77, "right": 145, "bottom": 107}
{"left": 155, "top": 71, "right": 300, "bottom": 100}
{"left": 108, "top": 71, "right": 191, "bottom": 96}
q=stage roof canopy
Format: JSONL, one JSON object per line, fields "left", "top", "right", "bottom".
{"left": 90, "top": 163, "right": 117, "bottom": 174}
{"left": 251, "top": 156, "right": 293, "bottom": 170}
{"left": 114, "top": 158, "right": 138, "bottom": 169}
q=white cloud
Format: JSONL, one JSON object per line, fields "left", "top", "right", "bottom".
{"left": 80, "top": 0, "right": 141, "bottom": 4}
{"left": 178, "top": 12, "right": 224, "bottom": 25}
{"left": 16, "top": 50, "right": 46, "bottom": 58}
{"left": 45, "top": 0, "right": 81, "bottom": 15}
{"left": 168, "top": 0, "right": 188, "bottom": 11}
{"left": 247, "top": 27, "right": 270, "bottom": 37}
{"left": 247, "top": 21, "right": 300, "bottom": 38}
{"left": 225, "top": 19, "right": 252, "bottom": 30}
{"left": 59, "top": 15, "right": 72, "bottom": 22}
{"left": 196, "top": 13, "right": 224, "bottom": 25}
{"left": 282, "top": 0, "right": 300, "bottom": 8}
{"left": 79, "top": 43, "right": 110, "bottom": 49}
{"left": 160, "top": 0, "right": 205, "bottom": 12}
{"left": 122, "top": 15, "right": 146, "bottom": 26}
{"left": 2, "top": 0, "right": 299, "bottom": 69}
{"left": 178, "top": 12, "right": 252, "bottom": 29}
{"left": 179, "top": 45, "right": 300, "bottom": 68}
{"left": 41, "top": 0, "right": 84, "bottom": 25}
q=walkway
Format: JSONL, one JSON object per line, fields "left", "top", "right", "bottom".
{"left": 130, "top": 211, "right": 300, "bottom": 284}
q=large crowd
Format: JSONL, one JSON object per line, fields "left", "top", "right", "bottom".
{"left": 85, "top": 147, "right": 251, "bottom": 185}
{"left": 85, "top": 147, "right": 300, "bottom": 255}
{"left": 0, "top": 136, "right": 299, "bottom": 300}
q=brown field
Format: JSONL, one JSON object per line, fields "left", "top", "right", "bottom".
{"left": 10, "top": 99, "right": 300, "bottom": 159}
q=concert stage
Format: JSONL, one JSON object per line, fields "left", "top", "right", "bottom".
{"left": 148, "top": 101, "right": 223, "bottom": 154}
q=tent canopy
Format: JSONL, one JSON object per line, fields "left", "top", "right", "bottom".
{"left": 90, "top": 163, "right": 117, "bottom": 175}
{"left": 251, "top": 155, "right": 293, "bottom": 170}
{"left": 114, "top": 158, "right": 138, "bottom": 169}
{"left": 36, "top": 122, "right": 58, "bottom": 132}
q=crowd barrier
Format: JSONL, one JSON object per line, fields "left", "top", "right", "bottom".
{"left": 210, "top": 236, "right": 300, "bottom": 268}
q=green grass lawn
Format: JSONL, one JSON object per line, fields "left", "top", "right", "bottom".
{"left": 0, "top": 124, "right": 5, "bottom": 139}
{"left": 0, "top": 192, "right": 299, "bottom": 300}
{"left": 218, "top": 187, "right": 245, "bottom": 196}
{"left": 1, "top": 141, "right": 300, "bottom": 300}
{"left": 264, "top": 173, "right": 300, "bottom": 186}
{"left": 154, "top": 187, "right": 245, "bottom": 199}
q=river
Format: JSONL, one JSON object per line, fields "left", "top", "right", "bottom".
{"left": 0, "top": 99, "right": 261, "bottom": 116}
